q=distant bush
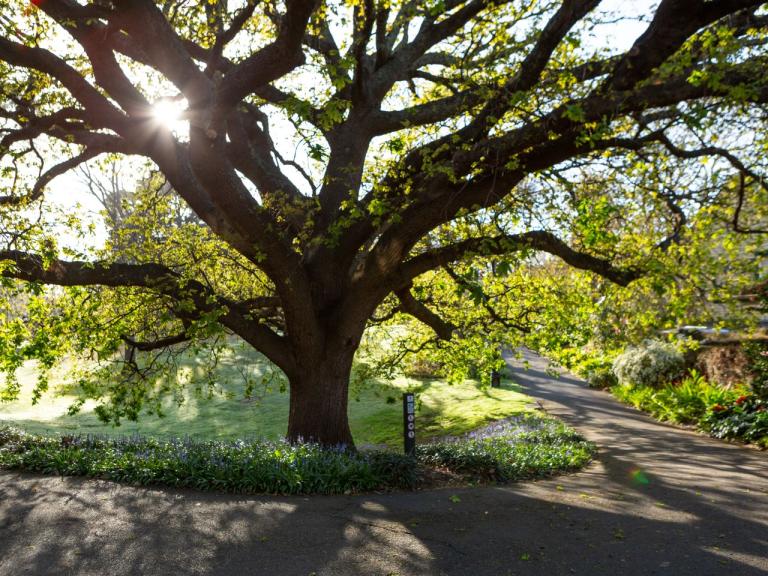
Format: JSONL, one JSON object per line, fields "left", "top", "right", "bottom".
{"left": 586, "top": 367, "right": 619, "bottom": 389}
{"left": 694, "top": 344, "right": 751, "bottom": 388}
{"left": 612, "top": 340, "right": 685, "bottom": 388}
{"left": 550, "top": 346, "right": 593, "bottom": 370}
{"left": 575, "top": 356, "right": 619, "bottom": 389}
{"left": 0, "top": 415, "right": 596, "bottom": 493}
{"left": 403, "top": 357, "right": 444, "bottom": 378}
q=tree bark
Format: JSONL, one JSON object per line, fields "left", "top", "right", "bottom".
{"left": 287, "top": 357, "right": 355, "bottom": 448}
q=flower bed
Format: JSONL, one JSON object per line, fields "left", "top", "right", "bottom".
{"left": 702, "top": 395, "right": 768, "bottom": 446}
{"left": 0, "top": 414, "right": 595, "bottom": 494}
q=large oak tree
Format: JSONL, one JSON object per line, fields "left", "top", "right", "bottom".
{"left": 1, "top": 0, "right": 767, "bottom": 446}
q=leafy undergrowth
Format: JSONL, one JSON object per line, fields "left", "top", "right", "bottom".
{"left": 0, "top": 415, "right": 595, "bottom": 495}
{"left": 610, "top": 373, "right": 767, "bottom": 449}
{"left": 610, "top": 372, "right": 743, "bottom": 425}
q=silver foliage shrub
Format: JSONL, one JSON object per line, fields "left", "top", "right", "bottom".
{"left": 612, "top": 340, "right": 685, "bottom": 388}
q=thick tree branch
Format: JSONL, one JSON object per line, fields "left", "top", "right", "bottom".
{"left": 606, "top": 0, "right": 763, "bottom": 91}
{"left": 122, "top": 332, "right": 190, "bottom": 352}
{"left": 396, "top": 283, "right": 457, "bottom": 340}
{"left": 397, "top": 231, "right": 641, "bottom": 288}
{"left": 458, "top": 0, "right": 601, "bottom": 142}
{"left": 217, "top": 0, "right": 318, "bottom": 110}
{"left": 109, "top": 0, "right": 211, "bottom": 106}
{"left": 0, "top": 250, "right": 293, "bottom": 370}
{"left": 0, "top": 37, "right": 126, "bottom": 130}
{"left": 37, "top": 0, "right": 151, "bottom": 117}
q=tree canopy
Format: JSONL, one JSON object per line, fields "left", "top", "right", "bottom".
{"left": 1, "top": 0, "right": 768, "bottom": 445}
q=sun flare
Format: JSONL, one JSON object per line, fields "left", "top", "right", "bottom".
{"left": 151, "top": 98, "right": 188, "bottom": 134}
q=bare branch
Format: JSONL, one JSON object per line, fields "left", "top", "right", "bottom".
{"left": 206, "top": 0, "right": 261, "bottom": 75}
{"left": 733, "top": 172, "right": 768, "bottom": 234}
{"left": 0, "top": 148, "right": 103, "bottom": 206}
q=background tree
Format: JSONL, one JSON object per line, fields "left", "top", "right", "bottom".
{"left": 1, "top": 0, "right": 768, "bottom": 446}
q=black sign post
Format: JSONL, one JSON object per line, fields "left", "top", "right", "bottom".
{"left": 403, "top": 393, "right": 416, "bottom": 456}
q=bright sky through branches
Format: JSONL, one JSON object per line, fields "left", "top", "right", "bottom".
{"left": 151, "top": 98, "right": 189, "bottom": 135}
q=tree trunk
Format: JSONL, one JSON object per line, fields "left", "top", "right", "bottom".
{"left": 287, "top": 360, "right": 355, "bottom": 448}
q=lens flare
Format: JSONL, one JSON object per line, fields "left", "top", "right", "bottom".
{"left": 630, "top": 467, "right": 650, "bottom": 485}
{"left": 151, "top": 98, "right": 188, "bottom": 134}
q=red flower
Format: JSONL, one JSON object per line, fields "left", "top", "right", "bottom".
{"left": 711, "top": 404, "right": 726, "bottom": 413}
{"left": 735, "top": 395, "right": 749, "bottom": 406}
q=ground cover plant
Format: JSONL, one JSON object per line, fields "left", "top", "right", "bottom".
{"left": 416, "top": 415, "right": 595, "bottom": 482}
{"left": 702, "top": 395, "right": 768, "bottom": 447}
{"left": 0, "top": 414, "right": 595, "bottom": 494}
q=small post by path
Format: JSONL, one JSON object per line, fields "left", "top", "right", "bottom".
{"left": 490, "top": 369, "right": 501, "bottom": 388}
{"left": 403, "top": 392, "right": 416, "bottom": 456}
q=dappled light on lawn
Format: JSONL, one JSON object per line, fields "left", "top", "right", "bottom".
{"left": 0, "top": 346, "right": 532, "bottom": 446}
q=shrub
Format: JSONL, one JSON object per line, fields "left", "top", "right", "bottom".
{"left": 612, "top": 340, "right": 685, "bottom": 388}
{"left": 648, "top": 371, "right": 741, "bottom": 424}
{"left": 613, "top": 370, "right": 744, "bottom": 424}
{"left": 586, "top": 366, "right": 618, "bottom": 389}
{"left": 571, "top": 355, "right": 619, "bottom": 389}
{"left": 611, "top": 381, "right": 657, "bottom": 412}
{"left": 744, "top": 341, "right": 768, "bottom": 399}
{"left": 694, "top": 344, "right": 751, "bottom": 388}
{"left": 610, "top": 371, "right": 768, "bottom": 446}
{"left": 701, "top": 395, "right": 768, "bottom": 447}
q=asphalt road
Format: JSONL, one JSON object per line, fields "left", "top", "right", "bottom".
{"left": 1, "top": 348, "right": 766, "bottom": 576}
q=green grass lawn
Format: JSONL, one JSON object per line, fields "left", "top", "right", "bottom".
{"left": 0, "top": 344, "right": 533, "bottom": 447}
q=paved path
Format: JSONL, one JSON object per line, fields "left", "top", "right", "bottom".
{"left": 1, "top": 349, "right": 766, "bottom": 576}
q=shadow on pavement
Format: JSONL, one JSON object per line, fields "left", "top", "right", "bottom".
{"left": 0, "top": 347, "right": 766, "bottom": 576}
